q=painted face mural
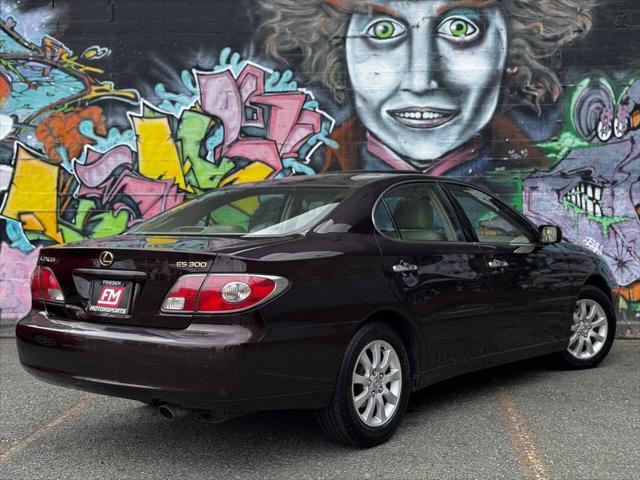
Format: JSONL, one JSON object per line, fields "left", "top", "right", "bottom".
{"left": 0, "top": 0, "right": 639, "bottom": 322}
{"left": 346, "top": 1, "right": 507, "bottom": 166}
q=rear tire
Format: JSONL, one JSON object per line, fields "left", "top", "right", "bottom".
{"left": 316, "top": 322, "right": 411, "bottom": 448}
{"left": 554, "top": 286, "right": 616, "bottom": 369}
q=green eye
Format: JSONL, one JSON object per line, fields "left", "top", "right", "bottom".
{"left": 365, "top": 19, "right": 406, "bottom": 41}
{"left": 437, "top": 17, "right": 479, "bottom": 42}
{"left": 450, "top": 19, "right": 469, "bottom": 37}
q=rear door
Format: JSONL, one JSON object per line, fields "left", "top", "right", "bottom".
{"left": 443, "top": 183, "right": 573, "bottom": 354}
{"left": 373, "top": 181, "right": 492, "bottom": 371}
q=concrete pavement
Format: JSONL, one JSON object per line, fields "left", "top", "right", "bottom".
{"left": 1, "top": 338, "right": 638, "bottom": 479}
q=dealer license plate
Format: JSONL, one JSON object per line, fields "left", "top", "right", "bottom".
{"left": 88, "top": 280, "right": 133, "bottom": 315}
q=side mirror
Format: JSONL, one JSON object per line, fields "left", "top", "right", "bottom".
{"left": 539, "top": 225, "right": 562, "bottom": 244}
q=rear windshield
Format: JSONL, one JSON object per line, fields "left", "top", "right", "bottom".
{"left": 132, "top": 185, "right": 355, "bottom": 237}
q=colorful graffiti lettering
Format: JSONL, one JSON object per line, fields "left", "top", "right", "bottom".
{"left": 1, "top": 61, "right": 334, "bottom": 242}
{"left": 0, "top": 13, "right": 334, "bottom": 319}
{"left": 0, "top": 15, "right": 138, "bottom": 135}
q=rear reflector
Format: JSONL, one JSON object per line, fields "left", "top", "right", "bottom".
{"left": 31, "top": 266, "right": 65, "bottom": 303}
{"left": 161, "top": 274, "right": 288, "bottom": 314}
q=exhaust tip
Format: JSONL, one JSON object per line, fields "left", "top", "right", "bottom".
{"left": 158, "top": 404, "right": 175, "bottom": 421}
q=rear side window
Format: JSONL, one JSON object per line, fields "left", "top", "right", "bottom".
{"left": 447, "top": 184, "right": 533, "bottom": 244}
{"left": 373, "top": 202, "right": 399, "bottom": 239}
{"left": 374, "top": 183, "right": 462, "bottom": 242}
{"left": 134, "top": 186, "right": 354, "bottom": 237}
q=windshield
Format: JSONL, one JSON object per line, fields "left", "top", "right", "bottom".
{"left": 132, "top": 185, "right": 355, "bottom": 237}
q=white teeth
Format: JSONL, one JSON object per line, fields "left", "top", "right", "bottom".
{"left": 395, "top": 111, "right": 445, "bottom": 120}
{"left": 564, "top": 182, "right": 606, "bottom": 216}
{"left": 594, "top": 204, "right": 602, "bottom": 217}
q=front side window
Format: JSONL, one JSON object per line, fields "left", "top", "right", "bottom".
{"left": 447, "top": 184, "right": 533, "bottom": 244}
{"left": 374, "top": 183, "right": 462, "bottom": 242}
{"left": 133, "top": 186, "right": 354, "bottom": 237}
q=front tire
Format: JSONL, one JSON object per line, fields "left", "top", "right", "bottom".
{"left": 555, "top": 286, "right": 616, "bottom": 369}
{"left": 316, "top": 322, "right": 411, "bottom": 447}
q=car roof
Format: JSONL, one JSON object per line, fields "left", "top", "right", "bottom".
{"left": 233, "top": 171, "right": 443, "bottom": 188}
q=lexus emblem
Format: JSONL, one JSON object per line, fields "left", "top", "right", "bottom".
{"left": 99, "top": 251, "right": 114, "bottom": 267}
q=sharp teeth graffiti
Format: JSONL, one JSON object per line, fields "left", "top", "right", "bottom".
{"left": 0, "top": 1, "right": 639, "bottom": 321}
{"left": 525, "top": 76, "right": 640, "bottom": 301}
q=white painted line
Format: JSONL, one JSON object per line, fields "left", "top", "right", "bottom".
{"left": 0, "top": 396, "right": 97, "bottom": 465}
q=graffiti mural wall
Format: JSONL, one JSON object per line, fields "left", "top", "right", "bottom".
{"left": 1, "top": 0, "right": 639, "bottom": 323}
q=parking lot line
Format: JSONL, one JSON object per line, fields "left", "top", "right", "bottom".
{"left": 493, "top": 383, "right": 554, "bottom": 480}
{"left": 0, "top": 396, "right": 97, "bottom": 465}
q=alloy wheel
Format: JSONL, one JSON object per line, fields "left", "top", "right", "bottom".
{"left": 352, "top": 340, "right": 402, "bottom": 428}
{"left": 567, "top": 299, "right": 608, "bottom": 360}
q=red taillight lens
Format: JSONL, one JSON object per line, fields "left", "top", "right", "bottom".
{"left": 161, "top": 274, "right": 287, "bottom": 314}
{"left": 30, "top": 266, "right": 65, "bottom": 303}
{"left": 30, "top": 268, "right": 42, "bottom": 300}
{"left": 198, "top": 275, "right": 278, "bottom": 313}
{"left": 161, "top": 274, "right": 206, "bottom": 313}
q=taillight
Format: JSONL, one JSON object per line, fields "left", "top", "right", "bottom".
{"left": 161, "top": 275, "right": 206, "bottom": 313}
{"left": 30, "top": 266, "right": 65, "bottom": 303}
{"left": 161, "top": 274, "right": 288, "bottom": 314}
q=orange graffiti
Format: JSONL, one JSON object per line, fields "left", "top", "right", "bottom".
{"left": 619, "top": 283, "right": 640, "bottom": 303}
{"left": 0, "top": 72, "right": 10, "bottom": 105}
{"left": 35, "top": 107, "right": 107, "bottom": 163}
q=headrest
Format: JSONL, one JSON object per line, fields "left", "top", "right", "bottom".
{"left": 393, "top": 198, "right": 434, "bottom": 229}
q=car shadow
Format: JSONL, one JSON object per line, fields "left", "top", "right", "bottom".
{"left": 122, "top": 355, "right": 556, "bottom": 451}
{"left": 406, "top": 355, "right": 556, "bottom": 415}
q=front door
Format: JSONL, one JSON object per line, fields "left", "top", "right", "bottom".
{"left": 444, "top": 183, "right": 573, "bottom": 354}
{"left": 373, "top": 181, "right": 493, "bottom": 373}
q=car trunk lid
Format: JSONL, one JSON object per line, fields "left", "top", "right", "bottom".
{"left": 37, "top": 234, "right": 283, "bottom": 329}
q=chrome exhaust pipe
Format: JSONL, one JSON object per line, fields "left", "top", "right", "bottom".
{"left": 157, "top": 404, "right": 190, "bottom": 421}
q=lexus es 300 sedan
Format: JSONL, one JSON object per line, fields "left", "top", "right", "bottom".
{"left": 17, "top": 172, "right": 617, "bottom": 447}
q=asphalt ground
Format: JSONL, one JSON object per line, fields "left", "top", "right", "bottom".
{"left": 1, "top": 338, "right": 638, "bottom": 480}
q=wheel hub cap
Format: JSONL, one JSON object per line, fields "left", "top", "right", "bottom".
{"left": 352, "top": 340, "right": 402, "bottom": 428}
{"left": 369, "top": 370, "right": 384, "bottom": 393}
{"left": 567, "top": 299, "right": 608, "bottom": 360}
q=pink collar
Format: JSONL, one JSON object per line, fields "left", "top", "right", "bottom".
{"left": 366, "top": 131, "right": 481, "bottom": 175}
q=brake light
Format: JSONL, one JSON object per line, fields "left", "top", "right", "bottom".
{"left": 161, "top": 274, "right": 288, "bottom": 314}
{"left": 161, "top": 275, "right": 206, "bottom": 313}
{"left": 30, "top": 266, "right": 65, "bottom": 303}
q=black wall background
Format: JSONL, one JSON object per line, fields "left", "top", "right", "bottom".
{"left": 15, "top": 0, "right": 640, "bottom": 100}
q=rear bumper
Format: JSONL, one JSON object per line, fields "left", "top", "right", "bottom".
{"left": 16, "top": 310, "right": 333, "bottom": 412}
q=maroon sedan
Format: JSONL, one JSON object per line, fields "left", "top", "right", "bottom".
{"left": 16, "top": 172, "right": 617, "bottom": 447}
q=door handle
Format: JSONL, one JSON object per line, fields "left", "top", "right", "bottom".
{"left": 393, "top": 261, "right": 418, "bottom": 273}
{"left": 488, "top": 259, "right": 509, "bottom": 269}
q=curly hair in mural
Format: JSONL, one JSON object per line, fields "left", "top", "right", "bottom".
{"left": 260, "top": 0, "right": 594, "bottom": 109}
{"left": 258, "top": 0, "right": 597, "bottom": 171}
